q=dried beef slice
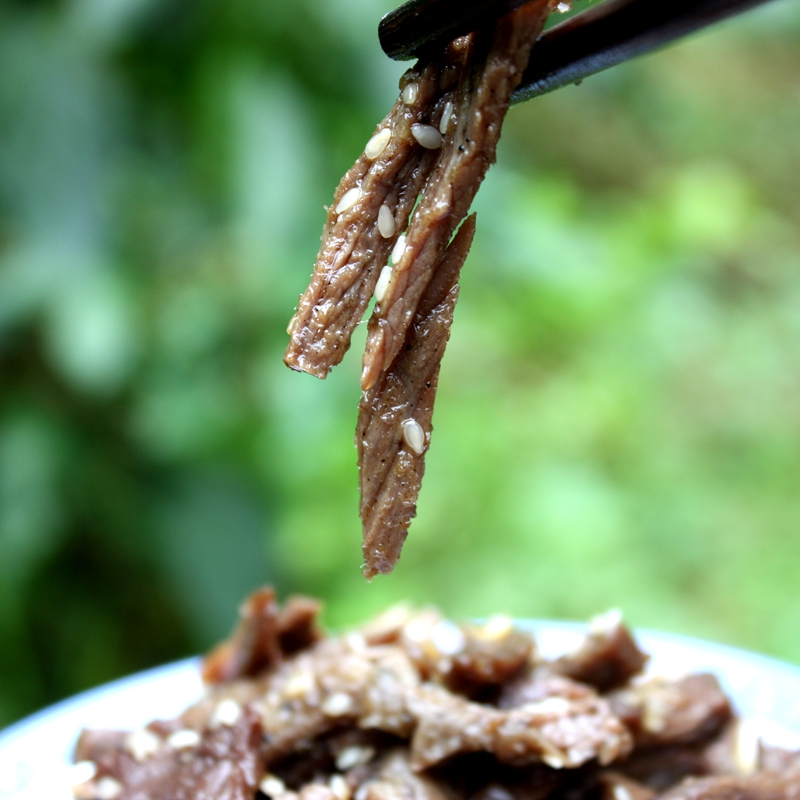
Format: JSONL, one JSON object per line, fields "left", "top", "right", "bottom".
{"left": 71, "top": 588, "right": 800, "bottom": 800}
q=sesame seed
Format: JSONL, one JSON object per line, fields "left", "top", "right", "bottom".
{"left": 481, "top": 786, "right": 515, "bottom": 800}
{"left": 402, "top": 82, "right": 418, "bottom": 105}
{"left": 378, "top": 204, "right": 395, "bottom": 238}
{"left": 391, "top": 233, "right": 407, "bottom": 265}
{"left": 260, "top": 775, "right": 287, "bottom": 798}
{"left": 364, "top": 128, "right": 391, "bottom": 160}
{"left": 124, "top": 728, "right": 161, "bottom": 761}
{"left": 210, "top": 698, "right": 242, "bottom": 728}
{"left": 556, "top": 0, "right": 571, "bottom": 10}
{"left": 526, "top": 697, "right": 571, "bottom": 715}
{"left": 439, "top": 101, "right": 454, "bottom": 134}
{"left": 374, "top": 265, "right": 392, "bottom": 304}
{"left": 589, "top": 607, "right": 623, "bottom": 635}
{"left": 429, "top": 620, "right": 465, "bottom": 656}
{"left": 479, "top": 614, "right": 513, "bottom": 640}
{"left": 283, "top": 669, "right": 315, "bottom": 699}
{"left": 335, "top": 745, "right": 375, "bottom": 771}
{"left": 346, "top": 631, "right": 366, "bottom": 652}
{"left": 335, "top": 187, "right": 361, "bottom": 215}
{"left": 401, "top": 418, "right": 425, "bottom": 454}
{"left": 286, "top": 313, "right": 298, "bottom": 335}
{"left": 167, "top": 729, "right": 201, "bottom": 750}
{"left": 321, "top": 692, "right": 353, "bottom": 717}
{"left": 411, "top": 123, "right": 443, "bottom": 149}
{"left": 613, "top": 787, "right": 633, "bottom": 800}
{"left": 542, "top": 754, "right": 566, "bottom": 770}
{"left": 95, "top": 777, "right": 123, "bottom": 800}
{"left": 329, "top": 775, "right": 350, "bottom": 800}
{"left": 69, "top": 761, "right": 97, "bottom": 787}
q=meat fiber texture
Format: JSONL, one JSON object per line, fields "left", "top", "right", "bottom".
{"left": 69, "top": 589, "right": 800, "bottom": 800}
{"left": 284, "top": 0, "right": 555, "bottom": 579}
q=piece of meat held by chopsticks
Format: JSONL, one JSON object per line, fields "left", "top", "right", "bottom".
{"left": 358, "top": 214, "right": 475, "bottom": 580}
{"left": 285, "top": 0, "right": 555, "bottom": 576}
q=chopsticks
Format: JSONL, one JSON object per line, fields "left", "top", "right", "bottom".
{"left": 379, "top": 0, "right": 779, "bottom": 103}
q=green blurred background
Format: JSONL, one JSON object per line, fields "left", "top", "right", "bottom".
{"left": 1, "top": 0, "right": 800, "bottom": 728}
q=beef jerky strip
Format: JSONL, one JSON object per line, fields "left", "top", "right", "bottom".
{"left": 656, "top": 770, "right": 800, "bottom": 800}
{"left": 72, "top": 706, "right": 264, "bottom": 800}
{"left": 284, "top": 58, "right": 458, "bottom": 378}
{"left": 553, "top": 609, "right": 649, "bottom": 692}
{"left": 360, "top": 0, "right": 553, "bottom": 392}
{"left": 357, "top": 214, "right": 476, "bottom": 579}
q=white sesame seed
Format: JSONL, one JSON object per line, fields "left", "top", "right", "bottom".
{"left": 260, "top": 774, "right": 287, "bottom": 798}
{"left": 439, "top": 101, "right": 454, "bottom": 134}
{"left": 411, "top": 123, "right": 443, "bottom": 149}
{"left": 329, "top": 775, "right": 350, "bottom": 800}
{"left": 525, "top": 696, "right": 572, "bottom": 715}
{"left": 354, "top": 786, "right": 370, "bottom": 800}
{"left": 283, "top": 669, "right": 315, "bottom": 699}
{"left": 210, "top": 698, "right": 242, "bottom": 728}
{"left": 95, "top": 776, "right": 123, "bottom": 800}
{"left": 378, "top": 204, "right": 395, "bottom": 238}
{"left": 480, "top": 614, "right": 513, "bottom": 640}
{"left": 481, "top": 786, "right": 515, "bottom": 800}
{"left": 321, "top": 692, "right": 353, "bottom": 717}
{"left": 69, "top": 761, "right": 97, "bottom": 787}
{"left": 335, "top": 745, "right": 375, "bottom": 771}
{"left": 364, "top": 128, "right": 391, "bottom": 160}
{"left": 287, "top": 313, "right": 298, "bottom": 335}
{"left": 374, "top": 265, "right": 392, "bottom": 304}
{"left": 404, "top": 615, "right": 434, "bottom": 643}
{"left": 542, "top": 754, "right": 566, "bottom": 770}
{"left": 429, "top": 620, "right": 466, "bottom": 656}
{"left": 401, "top": 418, "right": 425, "bottom": 454}
{"left": 346, "top": 631, "right": 366, "bottom": 652}
{"left": 589, "top": 607, "right": 623, "bottom": 635}
{"left": 391, "top": 233, "right": 407, "bottom": 265}
{"left": 125, "top": 728, "right": 161, "bottom": 761}
{"left": 167, "top": 729, "right": 201, "bottom": 750}
{"left": 556, "top": 0, "right": 571, "bottom": 11}
{"left": 335, "top": 187, "right": 362, "bottom": 215}
{"left": 402, "top": 82, "right": 418, "bottom": 105}
{"left": 613, "top": 787, "right": 633, "bottom": 800}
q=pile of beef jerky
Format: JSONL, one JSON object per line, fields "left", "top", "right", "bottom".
{"left": 284, "top": 0, "right": 557, "bottom": 579}
{"left": 73, "top": 588, "right": 800, "bottom": 800}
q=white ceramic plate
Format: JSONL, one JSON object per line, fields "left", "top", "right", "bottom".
{"left": 2, "top": 623, "right": 800, "bottom": 800}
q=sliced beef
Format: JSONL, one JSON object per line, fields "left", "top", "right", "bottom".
{"left": 757, "top": 743, "right": 800, "bottom": 773}
{"left": 286, "top": 0, "right": 554, "bottom": 577}
{"left": 360, "top": 0, "right": 552, "bottom": 391}
{"left": 609, "top": 674, "right": 731, "bottom": 748}
{"left": 444, "top": 620, "right": 534, "bottom": 696}
{"left": 369, "top": 608, "right": 533, "bottom": 695}
{"left": 75, "top": 588, "right": 800, "bottom": 800}
{"left": 358, "top": 214, "right": 476, "bottom": 579}
{"left": 408, "top": 683, "right": 632, "bottom": 770}
{"left": 498, "top": 669, "right": 597, "bottom": 710}
{"left": 203, "top": 588, "right": 323, "bottom": 684}
{"left": 73, "top": 706, "right": 263, "bottom": 800}
{"left": 619, "top": 745, "right": 715, "bottom": 792}
{"left": 284, "top": 60, "right": 447, "bottom": 379}
{"left": 656, "top": 771, "right": 800, "bottom": 800}
{"left": 553, "top": 611, "right": 649, "bottom": 692}
{"left": 357, "top": 749, "right": 458, "bottom": 800}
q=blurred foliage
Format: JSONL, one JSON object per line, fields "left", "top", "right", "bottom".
{"left": 1, "top": 0, "right": 800, "bottom": 727}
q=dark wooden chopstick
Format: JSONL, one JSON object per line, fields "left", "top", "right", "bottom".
{"left": 379, "top": 0, "right": 532, "bottom": 61}
{"left": 513, "top": 0, "right": 777, "bottom": 104}
{"left": 379, "top": 0, "right": 779, "bottom": 103}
